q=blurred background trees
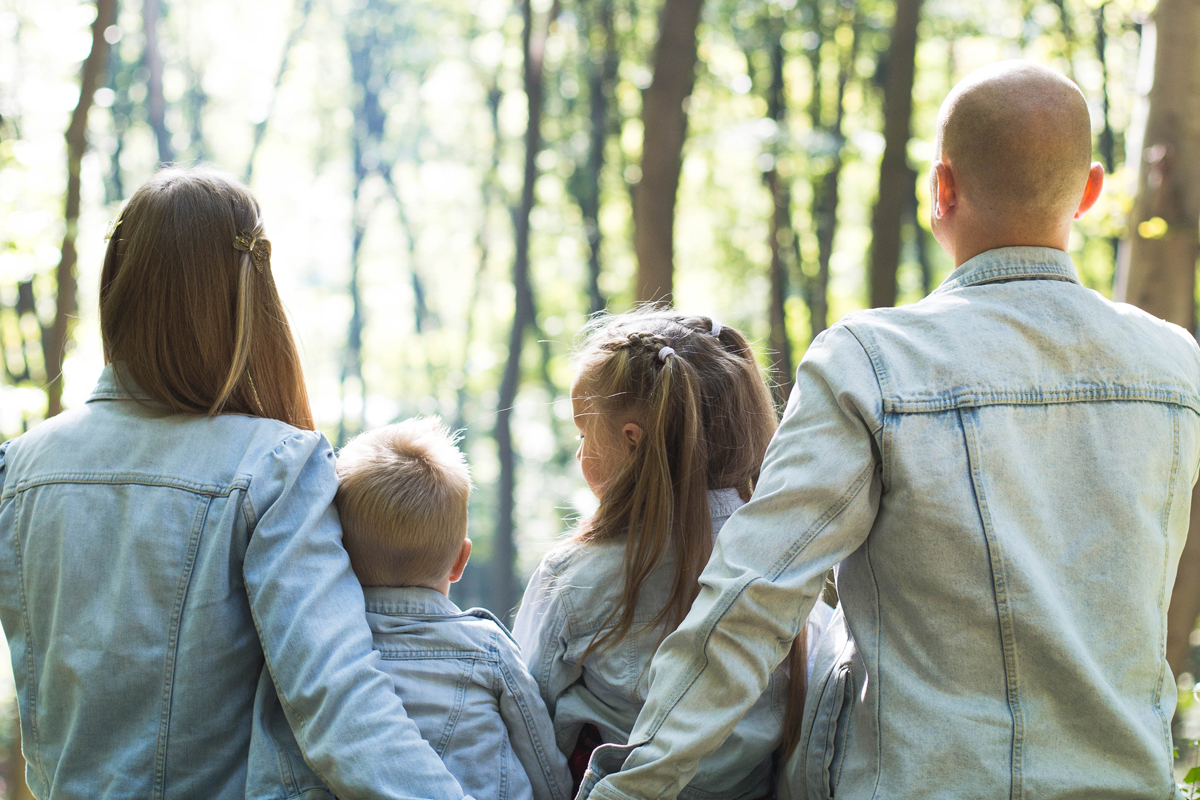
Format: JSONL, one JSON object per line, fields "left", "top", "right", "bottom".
{"left": 1, "top": 0, "right": 1199, "bottom": 791}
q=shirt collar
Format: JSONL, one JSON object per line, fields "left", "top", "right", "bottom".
{"left": 86, "top": 363, "right": 153, "bottom": 403}
{"left": 931, "top": 246, "right": 1080, "bottom": 296}
{"left": 362, "top": 585, "right": 462, "bottom": 617}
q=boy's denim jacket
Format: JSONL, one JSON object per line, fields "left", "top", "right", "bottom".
{"left": 0, "top": 365, "right": 470, "bottom": 800}
{"left": 577, "top": 247, "right": 1200, "bottom": 800}
{"left": 362, "top": 587, "right": 571, "bottom": 800}
{"left": 514, "top": 489, "right": 833, "bottom": 800}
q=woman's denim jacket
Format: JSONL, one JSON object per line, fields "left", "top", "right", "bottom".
{"left": 577, "top": 247, "right": 1200, "bottom": 800}
{"left": 514, "top": 489, "right": 833, "bottom": 800}
{"left": 0, "top": 365, "right": 470, "bottom": 800}
{"left": 362, "top": 586, "right": 571, "bottom": 800}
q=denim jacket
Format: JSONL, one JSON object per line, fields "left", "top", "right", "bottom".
{"left": 361, "top": 586, "right": 571, "bottom": 800}
{"left": 0, "top": 365, "right": 470, "bottom": 800}
{"left": 514, "top": 489, "right": 833, "bottom": 800}
{"left": 577, "top": 247, "right": 1200, "bottom": 800}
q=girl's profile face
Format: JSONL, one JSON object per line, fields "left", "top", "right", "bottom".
{"left": 571, "top": 376, "right": 641, "bottom": 499}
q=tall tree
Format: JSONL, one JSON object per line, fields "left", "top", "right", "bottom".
{"left": 1112, "top": 0, "right": 1200, "bottom": 678}
{"left": 758, "top": 18, "right": 796, "bottom": 404}
{"left": 142, "top": 0, "right": 173, "bottom": 164}
{"left": 634, "top": 0, "right": 703, "bottom": 303}
{"left": 244, "top": 0, "right": 314, "bottom": 182}
{"left": 44, "top": 0, "right": 118, "bottom": 418}
{"left": 868, "top": 0, "right": 921, "bottom": 309}
{"left": 493, "top": 0, "right": 558, "bottom": 618}
{"left": 805, "top": 0, "right": 859, "bottom": 340}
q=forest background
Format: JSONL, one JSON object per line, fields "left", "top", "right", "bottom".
{"left": 1, "top": 0, "right": 1199, "bottom": 795}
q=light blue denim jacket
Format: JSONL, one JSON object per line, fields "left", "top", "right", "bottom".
{"left": 514, "top": 489, "right": 833, "bottom": 800}
{"left": 0, "top": 365, "right": 470, "bottom": 800}
{"left": 361, "top": 586, "right": 571, "bottom": 800}
{"left": 578, "top": 247, "right": 1200, "bottom": 800}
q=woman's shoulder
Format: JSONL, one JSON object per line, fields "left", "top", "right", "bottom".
{"left": 539, "top": 534, "right": 627, "bottom": 583}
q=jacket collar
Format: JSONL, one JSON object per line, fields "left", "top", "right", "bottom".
{"left": 87, "top": 363, "right": 153, "bottom": 403}
{"left": 363, "top": 585, "right": 462, "bottom": 617}
{"left": 932, "top": 246, "right": 1080, "bottom": 296}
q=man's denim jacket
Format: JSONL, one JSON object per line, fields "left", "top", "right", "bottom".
{"left": 578, "top": 247, "right": 1200, "bottom": 800}
{"left": 514, "top": 489, "right": 833, "bottom": 800}
{"left": 0, "top": 365, "right": 469, "bottom": 800}
{"left": 361, "top": 586, "right": 571, "bottom": 800}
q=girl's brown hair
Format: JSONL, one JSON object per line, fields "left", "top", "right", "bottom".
{"left": 100, "top": 167, "right": 313, "bottom": 430}
{"left": 574, "top": 308, "right": 808, "bottom": 755}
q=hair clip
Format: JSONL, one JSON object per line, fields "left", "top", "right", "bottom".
{"left": 710, "top": 320, "right": 722, "bottom": 337}
{"left": 657, "top": 345, "right": 676, "bottom": 362}
{"left": 104, "top": 216, "right": 122, "bottom": 241}
{"left": 233, "top": 230, "right": 271, "bottom": 272}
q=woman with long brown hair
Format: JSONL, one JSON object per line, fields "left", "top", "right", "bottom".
{"left": 0, "top": 168, "right": 468, "bottom": 799}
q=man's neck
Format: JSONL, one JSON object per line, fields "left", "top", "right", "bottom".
{"left": 948, "top": 221, "right": 1071, "bottom": 267}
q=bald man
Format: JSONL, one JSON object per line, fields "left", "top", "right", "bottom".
{"left": 574, "top": 62, "right": 1200, "bottom": 800}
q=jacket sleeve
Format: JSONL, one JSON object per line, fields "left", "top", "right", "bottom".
{"left": 243, "top": 431, "right": 469, "bottom": 800}
{"left": 496, "top": 632, "right": 574, "bottom": 800}
{"left": 579, "top": 324, "right": 885, "bottom": 800}
{"left": 512, "top": 557, "right": 577, "bottom": 727}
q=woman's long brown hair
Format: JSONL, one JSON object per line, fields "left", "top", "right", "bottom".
{"left": 574, "top": 309, "right": 807, "bottom": 754}
{"left": 99, "top": 167, "right": 313, "bottom": 430}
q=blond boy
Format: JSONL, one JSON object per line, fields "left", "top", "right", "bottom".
{"left": 336, "top": 418, "right": 570, "bottom": 800}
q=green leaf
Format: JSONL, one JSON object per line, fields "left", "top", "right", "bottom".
{"left": 1183, "top": 767, "right": 1200, "bottom": 784}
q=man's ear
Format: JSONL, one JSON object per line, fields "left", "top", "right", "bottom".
{"left": 448, "top": 538, "right": 472, "bottom": 584}
{"left": 933, "top": 161, "right": 957, "bottom": 219}
{"left": 1074, "top": 162, "right": 1105, "bottom": 219}
{"left": 622, "top": 422, "right": 643, "bottom": 450}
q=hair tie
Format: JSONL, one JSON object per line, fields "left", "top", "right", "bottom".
{"left": 710, "top": 320, "right": 722, "bottom": 337}
{"left": 657, "top": 346, "right": 676, "bottom": 362}
{"left": 233, "top": 230, "right": 271, "bottom": 272}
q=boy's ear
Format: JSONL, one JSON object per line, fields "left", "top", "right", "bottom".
{"left": 622, "top": 422, "right": 644, "bottom": 450}
{"left": 448, "top": 538, "right": 472, "bottom": 584}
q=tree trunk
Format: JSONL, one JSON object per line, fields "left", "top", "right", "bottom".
{"left": 142, "top": 0, "right": 173, "bottom": 165}
{"left": 868, "top": 0, "right": 921, "bottom": 309}
{"left": 1112, "top": 2, "right": 1200, "bottom": 680}
{"left": 633, "top": 0, "right": 703, "bottom": 304}
{"left": 44, "top": 0, "right": 116, "bottom": 418}
{"left": 579, "top": 0, "right": 616, "bottom": 315}
{"left": 762, "top": 31, "right": 794, "bottom": 405}
{"left": 494, "top": 0, "right": 557, "bottom": 619}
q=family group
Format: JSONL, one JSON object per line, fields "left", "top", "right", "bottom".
{"left": 0, "top": 60, "right": 1197, "bottom": 800}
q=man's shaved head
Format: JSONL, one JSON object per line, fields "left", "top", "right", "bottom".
{"left": 936, "top": 61, "right": 1092, "bottom": 226}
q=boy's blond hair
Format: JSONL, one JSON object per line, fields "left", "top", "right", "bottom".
{"left": 335, "top": 417, "right": 471, "bottom": 588}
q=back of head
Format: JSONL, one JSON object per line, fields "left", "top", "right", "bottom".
{"left": 100, "top": 167, "right": 313, "bottom": 429}
{"left": 336, "top": 417, "right": 471, "bottom": 588}
{"left": 937, "top": 61, "right": 1092, "bottom": 230}
{"left": 574, "top": 308, "right": 778, "bottom": 648}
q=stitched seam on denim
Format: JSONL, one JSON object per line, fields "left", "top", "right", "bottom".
{"left": 842, "top": 325, "right": 889, "bottom": 486}
{"left": 11, "top": 491, "right": 50, "bottom": 790}
{"left": 932, "top": 267, "right": 1077, "bottom": 294}
{"left": 497, "top": 653, "right": 571, "bottom": 800}
{"left": 498, "top": 716, "right": 510, "bottom": 800}
{"left": 884, "top": 387, "right": 1200, "bottom": 414}
{"left": 864, "top": 540, "right": 883, "bottom": 800}
{"left": 959, "top": 409, "right": 1023, "bottom": 800}
{"left": 1154, "top": 408, "right": 1180, "bottom": 766}
{"left": 634, "top": 457, "right": 874, "bottom": 752}
{"left": 433, "top": 655, "right": 474, "bottom": 757}
{"left": 799, "top": 633, "right": 847, "bottom": 792}
{"left": 376, "top": 648, "right": 501, "bottom": 661}
{"left": 2, "top": 472, "right": 249, "bottom": 501}
{"left": 832, "top": 666, "right": 855, "bottom": 795}
{"left": 585, "top": 781, "right": 641, "bottom": 800}
{"left": 152, "top": 494, "right": 211, "bottom": 799}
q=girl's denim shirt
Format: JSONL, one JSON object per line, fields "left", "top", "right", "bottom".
{"left": 513, "top": 489, "right": 833, "bottom": 800}
{"left": 577, "top": 247, "right": 1200, "bottom": 800}
{"left": 0, "top": 365, "right": 470, "bottom": 800}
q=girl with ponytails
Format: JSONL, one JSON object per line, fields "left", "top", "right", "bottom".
{"left": 513, "top": 309, "right": 834, "bottom": 798}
